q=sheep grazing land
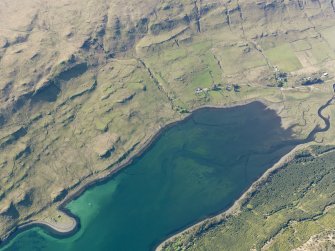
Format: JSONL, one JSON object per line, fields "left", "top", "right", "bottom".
{"left": 0, "top": 0, "right": 335, "bottom": 250}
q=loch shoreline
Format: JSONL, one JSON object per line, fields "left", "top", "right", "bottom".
{"left": 0, "top": 96, "right": 329, "bottom": 249}
{"left": 155, "top": 95, "right": 334, "bottom": 250}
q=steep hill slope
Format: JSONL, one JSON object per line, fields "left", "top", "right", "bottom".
{"left": 0, "top": 0, "right": 334, "bottom": 244}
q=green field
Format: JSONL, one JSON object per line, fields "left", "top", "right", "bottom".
{"left": 264, "top": 43, "right": 302, "bottom": 72}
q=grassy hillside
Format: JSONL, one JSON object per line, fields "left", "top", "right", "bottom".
{"left": 0, "top": 0, "right": 335, "bottom": 244}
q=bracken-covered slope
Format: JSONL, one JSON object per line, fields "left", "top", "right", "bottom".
{"left": 0, "top": 0, "right": 335, "bottom": 244}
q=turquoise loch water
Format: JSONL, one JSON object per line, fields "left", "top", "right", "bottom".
{"left": 1, "top": 102, "right": 296, "bottom": 251}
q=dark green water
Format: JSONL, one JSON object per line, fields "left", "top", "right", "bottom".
{"left": 1, "top": 102, "right": 296, "bottom": 251}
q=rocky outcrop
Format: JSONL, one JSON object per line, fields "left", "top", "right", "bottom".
{"left": 0, "top": 202, "right": 19, "bottom": 220}
{"left": 0, "top": 126, "right": 27, "bottom": 149}
{"left": 93, "top": 133, "right": 120, "bottom": 158}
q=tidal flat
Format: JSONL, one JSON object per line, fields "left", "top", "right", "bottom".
{"left": 1, "top": 102, "right": 297, "bottom": 251}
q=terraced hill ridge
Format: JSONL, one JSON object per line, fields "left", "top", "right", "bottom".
{"left": 0, "top": 0, "right": 335, "bottom": 246}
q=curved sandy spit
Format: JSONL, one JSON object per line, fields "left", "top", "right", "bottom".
{"left": 0, "top": 97, "right": 304, "bottom": 248}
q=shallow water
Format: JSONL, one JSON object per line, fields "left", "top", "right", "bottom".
{"left": 1, "top": 102, "right": 296, "bottom": 251}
